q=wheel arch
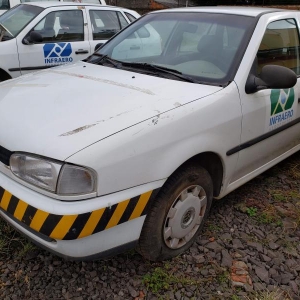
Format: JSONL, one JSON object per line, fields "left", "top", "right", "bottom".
{"left": 0, "top": 68, "right": 11, "bottom": 81}
{"left": 169, "top": 152, "right": 224, "bottom": 198}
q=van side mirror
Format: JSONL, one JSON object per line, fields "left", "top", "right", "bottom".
{"left": 245, "top": 65, "right": 297, "bottom": 94}
{"left": 23, "top": 31, "right": 43, "bottom": 45}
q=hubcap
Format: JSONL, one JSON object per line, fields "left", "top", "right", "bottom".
{"left": 163, "top": 185, "right": 207, "bottom": 249}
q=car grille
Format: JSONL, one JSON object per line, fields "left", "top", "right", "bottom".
{"left": 0, "top": 145, "right": 12, "bottom": 166}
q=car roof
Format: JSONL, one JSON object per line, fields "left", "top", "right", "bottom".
{"left": 22, "top": 1, "right": 124, "bottom": 9}
{"left": 150, "top": 6, "right": 285, "bottom": 17}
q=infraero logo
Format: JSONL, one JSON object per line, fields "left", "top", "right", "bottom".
{"left": 269, "top": 88, "right": 295, "bottom": 129}
{"left": 43, "top": 43, "right": 73, "bottom": 65}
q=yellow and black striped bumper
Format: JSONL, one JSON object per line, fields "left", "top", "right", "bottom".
{"left": 0, "top": 186, "right": 159, "bottom": 241}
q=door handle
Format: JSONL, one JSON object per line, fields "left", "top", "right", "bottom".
{"left": 75, "top": 50, "right": 89, "bottom": 55}
{"left": 130, "top": 46, "right": 140, "bottom": 50}
{"left": 298, "top": 97, "right": 300, "bottom": 103}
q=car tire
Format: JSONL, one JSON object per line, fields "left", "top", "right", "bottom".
{"left": 137, "top": 164, "right": 213, "bottom": 261}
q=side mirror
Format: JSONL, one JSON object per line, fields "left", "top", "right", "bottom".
{"left": 245, "top": 65, "right": 297, "bottom": 94}
{"left": 94, "top": 43, "right": 104, "bottom": 51}
{"left": 23, "top": 31, "right": 43, "bottom": 45}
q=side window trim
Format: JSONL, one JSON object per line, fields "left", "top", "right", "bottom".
{"left": 117, "top": 11, "right": 129, "bottom": 29}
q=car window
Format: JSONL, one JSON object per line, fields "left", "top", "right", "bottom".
{"left": 89, "top": 10, "right": 125, "bottom": 40}
{"left": 0, "top": 4, "right": 43, "bottom": 38}
{"left": 117, "top": 12, "right": 128, "bottom": 29}
{"left": 98, "top": 13, "right": 254, "bottom": 84}
{"left": 0, "top": 0, "right": 10, "bottom": 10}
{"left": 125, "top": 12, "right": 136, "bottom": 23}
{"left": 257, "top": 19, "right": 300, "bottom": 75}
{"left": 32, "top": 10, "right": 84, "bottom": 42}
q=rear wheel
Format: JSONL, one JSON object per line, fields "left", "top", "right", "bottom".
{"left": 138, "top": 165, "right": 213, "bottom": 261}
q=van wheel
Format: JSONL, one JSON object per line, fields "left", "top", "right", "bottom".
{"left": 138, "top": 165, "right": 213, "bottom": 261}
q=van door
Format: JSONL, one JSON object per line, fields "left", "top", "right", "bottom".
{"left": 16, "top": 7, "right": 91, "bottom": 75}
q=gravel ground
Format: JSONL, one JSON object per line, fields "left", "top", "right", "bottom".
{"left": 0, "top": 152, "right": 300, "bottom": 300}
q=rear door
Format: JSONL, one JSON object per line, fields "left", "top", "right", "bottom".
{"left": 85, "top": 7, "right": 130, "bottom": 52}
{"left": 16, "top": 6, "right": 91, "bottom": 75}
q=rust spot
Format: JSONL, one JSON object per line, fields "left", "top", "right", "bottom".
{"left": 60, "top": 124, "right": 97, "bottom": 136}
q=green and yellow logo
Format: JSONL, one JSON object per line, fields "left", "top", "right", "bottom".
{"left": 269, "top": 88, "right": 295, "bottom": 127}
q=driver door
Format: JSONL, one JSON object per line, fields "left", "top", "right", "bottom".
{"left": 231, "top": 16, "right": 300, "bottom": 183}
{"left": 16, "top": 7, "right": 91, "bottom": 76}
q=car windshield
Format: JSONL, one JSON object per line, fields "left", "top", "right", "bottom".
{"left": 89, "top": 12, "right": 255, "bottom": 85}
{"left": 0, "top": 4, "right": 43, "bottom": 40}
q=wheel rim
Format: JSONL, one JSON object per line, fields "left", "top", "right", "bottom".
{"left": 163, "top": 185, "right": 207, "bottom": 249}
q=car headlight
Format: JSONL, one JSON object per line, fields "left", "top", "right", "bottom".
{"left": 10, "top": 153, "right": 96, "bottom": 196}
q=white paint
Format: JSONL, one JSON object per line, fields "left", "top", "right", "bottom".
{"left": 0, "top": 8, "right": 300, "bottom": 259}
{"left": 0, "top": 2, "right": 139, "bottom": 78}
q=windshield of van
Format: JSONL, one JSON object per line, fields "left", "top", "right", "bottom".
{"left": 88, "top": 12, "right": 255, "bottom": 86}
{"left": 0, "top": 4, "right": 43, "bottom": 40}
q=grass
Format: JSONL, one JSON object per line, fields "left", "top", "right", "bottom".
{"left": 216, "top": 270, "right": 230, "bottom": 284}
{"left": 17, "top": 242, "right": 36, "bottom": 258}
{"left": 207, "top": 222, "right": 222, "bottom": 233}
{"left": 285, "top": 161, "right": 300, "bottom": 180}
{"left": 246, "top": 207, "right": 257, "bottom": 217}
{"left": 143, "top": 267, "right": 173, "bottom": 294}
{"left": 143, "top": 266, "right": 198, "bottom": 294}
{"left": 235, "top": 173, "right": 300, "bottom": 228}
{"left": 142, "top": 260, "right": 205, "bottom": 295}
{"left": 246, "top": 288, "right": 292, "bottom": 300}
{"left": 0, "top": 218, "right": 35, "bottom": 259}
{"left": 268, "top": 189, "right": 300, "bottom": 203}
{"left": 256, "top": 204, "right": 282, "bottom": 225}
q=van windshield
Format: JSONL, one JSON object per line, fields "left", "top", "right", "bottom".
{"left": 0, "top": 4, "right": 43, "bottom": 40}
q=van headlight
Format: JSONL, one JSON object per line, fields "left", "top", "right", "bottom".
{"left": 10, "top": 153, "right": 96, "bottom": 195}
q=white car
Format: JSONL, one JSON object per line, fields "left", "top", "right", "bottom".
{"left": 0, "top": 0, "right": 107, "bottom": 15}
{"left": 0, "top": 7, "right": 299, "bottom": 261}
{"left": 0, "top": 2, "right": 139, "bottom": 81}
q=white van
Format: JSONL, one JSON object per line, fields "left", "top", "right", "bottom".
{"left": 0, "top": 0, "right": 106, "bottom": 15}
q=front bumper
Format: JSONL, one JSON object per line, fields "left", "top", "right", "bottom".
{"left": 0, "top": 169, "right": 162, "bottom": 259}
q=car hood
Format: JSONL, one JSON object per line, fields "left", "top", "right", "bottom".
{"left": 0, "top": 62, "right": 222, "bottom": 161}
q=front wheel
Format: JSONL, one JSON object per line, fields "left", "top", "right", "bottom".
{"left": 138, "top": 165, "right": 213, "bottom": 261}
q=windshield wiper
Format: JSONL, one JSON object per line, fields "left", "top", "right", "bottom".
{"left": 87, "top": 56, "right": 199, "bottom": 83}
{"left": 121, "top": 62, "right": 199, "bottom": 83}
{"left": 87, "top": 54, "right": 122, "bottom": 68}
